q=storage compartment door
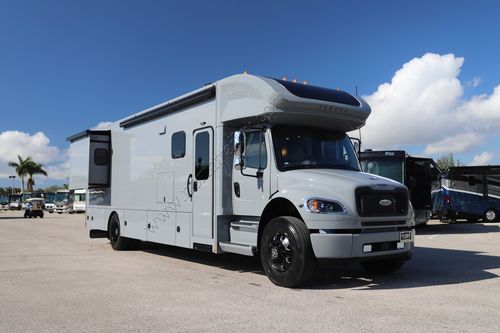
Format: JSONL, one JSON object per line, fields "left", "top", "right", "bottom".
{"left": 88, "top": 131, "right": 111, "bottom": 188}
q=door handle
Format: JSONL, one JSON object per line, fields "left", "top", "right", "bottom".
{"left": 187, "top": 174, "right": 193, "bottom": 198}
{"left": 193, "top": 180, "right": 198, "bottom": 192}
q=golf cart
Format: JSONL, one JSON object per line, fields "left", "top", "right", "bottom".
{"left": 24, "top": 198, "right": 45, "bottom": 218}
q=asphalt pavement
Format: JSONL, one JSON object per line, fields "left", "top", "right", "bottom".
{"left": 1, "top": 210, "right": 499, "bottom": 332}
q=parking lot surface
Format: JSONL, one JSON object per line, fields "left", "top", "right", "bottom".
{"left": 1, "top": 211, "right": 499, "bottom": 332}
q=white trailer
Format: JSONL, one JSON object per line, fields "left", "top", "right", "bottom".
{"left": 68, "top": 74, "right": 415, "bottom": 287}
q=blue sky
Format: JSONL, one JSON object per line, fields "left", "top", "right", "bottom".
{"left": 1, "top": 0, "right": 500, "bottom": 187}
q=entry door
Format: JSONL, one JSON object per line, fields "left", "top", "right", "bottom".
{"left": 406, "top": 158, "right": 432, "bottom": 209}
{"left": 192, "top": 128, "right": 213, "bottom": 238}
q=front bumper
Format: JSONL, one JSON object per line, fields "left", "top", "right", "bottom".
{"left": 55, "top": 207, "right": 71, "bottom": 213}
{"left": 310, "top": 229, "right": 415, "bottom": 259}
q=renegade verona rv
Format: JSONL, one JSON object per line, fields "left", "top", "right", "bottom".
{"left": 68, "top": 74, "right": 415, "bottom": 287}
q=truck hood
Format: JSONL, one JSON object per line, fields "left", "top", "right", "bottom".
{"left": 278, "top": 169, "right": 403, "bottom": 189}
{"left": 277, "top": 169, "right": 406, "bottom": 212}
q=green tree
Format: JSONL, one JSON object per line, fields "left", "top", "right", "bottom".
{"left": 436, "top": 153, "right": 461, "bottom": 171}
{"left": 26, "top": 162, "right": 47, "bottom": 192}
{"left": 8, "top": 155, "right": 33, "bottom": 193}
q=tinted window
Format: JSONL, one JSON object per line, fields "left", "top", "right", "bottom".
{"left": 94, "top": 149, "right": 109, "bottom": 166}
{"left": 171, "top": 131, "right": 186, "bottom": 159}
{"left": 245, "top": 131, "right": 267, "bottom": 169}
{"left": 195, "top": 131, "right": 210, "bottom": 180}
{"left": 361, "top": 159, "right": 404, "bottom": 183}
{"left": 273, "top": 78, "right": 360, "bottom": 106}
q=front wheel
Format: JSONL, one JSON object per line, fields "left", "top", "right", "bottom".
{"left": 361, "top": 258, "right": 406, "bottom": 274}
{"left": 260, "top": 216, "right": 315, "bottom": 288}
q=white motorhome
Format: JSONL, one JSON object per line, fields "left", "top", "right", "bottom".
{"left": 68, "top": 74, "right": 415, "bottom": 287}
{"left": 72, "top": 189, "right": 86, "bottom": 213}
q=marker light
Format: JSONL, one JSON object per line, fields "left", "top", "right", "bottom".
{"left": 306, "top": 198, "right": 345, "bottom": 214}
{"left": 282, "top": 76, "right": 288, "bottom": 81}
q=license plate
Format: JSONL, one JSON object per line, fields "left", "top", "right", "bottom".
{"left": 400, "top": 231, "right": 413, "bottom": 243}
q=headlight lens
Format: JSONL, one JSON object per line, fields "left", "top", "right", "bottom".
{"left": 306, "top": 199, "right": 345, "bottom": 214}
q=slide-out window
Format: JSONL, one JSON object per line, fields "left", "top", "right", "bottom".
{"left": 171, "top": 131, "right": 186, "bottom": 159}
{"left": 94, "top": 148, "right": 109, "bottom": 166}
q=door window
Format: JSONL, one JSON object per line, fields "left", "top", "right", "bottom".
{"left": 195, "top": 131, "right": 210, "bottom": 180}
{"left": 245, "top": 131, "right": 267, "bottom": 169}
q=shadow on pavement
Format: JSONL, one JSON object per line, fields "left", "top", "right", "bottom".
{"left": 141, "top": 242, "right": 264, "bottom": 275}
{"left": 309, "top": 246, "right": 500, "bottom": 290}
{"left": 137, "top": 241, "right": 500, "bottom": 290}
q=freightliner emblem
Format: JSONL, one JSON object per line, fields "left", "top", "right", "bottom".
{"left": 379, "top": 199, "right": 393, "bottom": 207}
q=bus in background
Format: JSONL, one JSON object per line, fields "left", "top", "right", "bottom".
{"left": 360, "top": 150, "right": 441, "bottom": 226}
{"left": 54, "top": 190, "right": 72, "bottom": 214}
{"left": 44, "top": 192, "right": 56, "bottom": 213}
{"left": 0, "top": 194, "right": 10, "bottom": 210}
{"left": 72, "top": 189, "right": 86, "bottom": 213}
{"left": 433, "top": 166, "right": 500, "bottom": 223}
{"left": 8, "top": 194, "right": 22, "bottom": 210}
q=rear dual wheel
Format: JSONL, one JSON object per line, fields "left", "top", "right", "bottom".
{"left": 260, "top": 216, "right": 315, "bottom": 288}
{"left": 108, "top": 214, "right": 139, "bottom": 250}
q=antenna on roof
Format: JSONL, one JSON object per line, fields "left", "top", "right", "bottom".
{"left": 355, "top": 85, "right": 358, "bottom": 96}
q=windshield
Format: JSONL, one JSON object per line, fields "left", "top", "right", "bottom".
{"left": 55, "top": 192, "right": 69, "bottom": 202}
{"left": 271, "top": 126, "right": 360, "bottom": 172}
{"left": 45, "top": 193, "right": 56, "bottom": 203}
{"left": 10, "top": 194, "right": 21, "bottom": 202}
{"left": 21, "top": 193, "right": 32, "bottom": 201}
{"left": 74, "top": 193, "right": 86, "bottom": 202}
{"left": 361, "top": 159, "right": 404, "bottom": 183}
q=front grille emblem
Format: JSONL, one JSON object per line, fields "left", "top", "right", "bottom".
{"left": 379, "top": 199, "right": 393, "bottom": 207}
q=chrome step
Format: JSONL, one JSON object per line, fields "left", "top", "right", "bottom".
{"left": 219, "top": 241, "right": 256, "bottom": 256}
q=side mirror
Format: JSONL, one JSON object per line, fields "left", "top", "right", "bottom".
{"left": 350, "top": 137, "right": 361, "bottom": 154}
{"left": 233, "top": 130, "right": 246, "bottom": 170}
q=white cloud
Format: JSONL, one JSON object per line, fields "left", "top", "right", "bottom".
{"left": 469, "top": 152, "right": 494, "bottom": 166}
{"left": 424, "top": 133, "right": 483, "bottom": 155}
{"left": 355, "top": 53, "right": 500, "bottom": 158}
{"left": 93, "top": 121, "right": 113, "bottom": 130}
{"left": 459, "top": 85, "right": 500, "bottom": 123}
{"left": 0, "top": 131, "right": 67, "bottom": 183}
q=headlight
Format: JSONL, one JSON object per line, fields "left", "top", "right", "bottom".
{"left": 305, "top": 198, "right": 345, "bottom": 214}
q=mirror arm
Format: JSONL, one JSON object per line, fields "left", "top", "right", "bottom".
{"left": 240, "top": 168, "right": 263, "bottom": 179}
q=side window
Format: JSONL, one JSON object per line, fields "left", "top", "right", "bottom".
{"left": 245, "top": 131, "right": 267, "bottom": 169}
{"left": 94, "top": 148, "right": 109, "bottom": 166}
{"left": 195, "top": 131, "right": 210, "bottom": 180}
{"left": 171, "top": 131, "right": 186, "bottom": 159}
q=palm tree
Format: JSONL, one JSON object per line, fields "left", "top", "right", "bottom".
{"left": 26, "top": 162, "right": 48, "bottom": 192}
{"left": 8, "top": 155, "right": 33, "bottom": 193}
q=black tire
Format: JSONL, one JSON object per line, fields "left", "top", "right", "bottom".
{"left": 260, "top": 216, "right": 315, "bottom": 288}
{"left": 361, "top": 258, "right": 406, "bottom": 274}
{"left": 108, "top": 214, "right": 136, "bottom": 250}
{"left": 483, "top": 208, "right": 497, "bottom": 222}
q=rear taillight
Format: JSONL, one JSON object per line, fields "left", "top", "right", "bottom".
{"left": 443, "top": 194, "right": 450, "bottom": 204}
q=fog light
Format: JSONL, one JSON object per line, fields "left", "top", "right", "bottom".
{"left": 397, "top": 242, "right": 405, "bottom": 249}
{"left": 363, "top": 245, "right": 372, "bottom": 253}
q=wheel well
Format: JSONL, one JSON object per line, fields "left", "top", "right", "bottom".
{"left": 258, "top": 198, "right": 302, "bottom": 250}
